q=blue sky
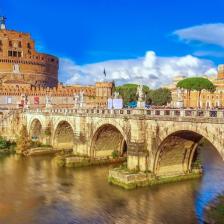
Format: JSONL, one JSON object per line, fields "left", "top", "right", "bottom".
{"left": 1, "top": 0, "right": 224, "bottom": 87}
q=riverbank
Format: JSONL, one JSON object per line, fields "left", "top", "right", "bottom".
{"left": 0, "top": 147, "right": 15, "bottom": 155}
{"left": 0, "top": 137, "right": 16, "bottom": 155}
{"left": 204, "top": 195, "right": 224, "bottom": 224}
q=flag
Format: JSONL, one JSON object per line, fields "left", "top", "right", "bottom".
{"left": 103, "top": 68, "right": 106, "bottom": 77}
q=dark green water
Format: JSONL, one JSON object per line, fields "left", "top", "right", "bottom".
{"left": 0, "top": 145, "right": 224, "bottom": 224}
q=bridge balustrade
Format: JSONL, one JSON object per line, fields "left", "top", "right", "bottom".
{"left": 155, "top": 110, "right": 160, "bottom": 116}
{"left": 185, "top": 110, "right": 192, "bottom": 116}
{"left": 197, "top": 110, "right": 204, "bottom": 117}
{"left": 209, "top": 110, "right": 217, "bottom": 117}
{"left": 25, "top": 108, "right": 224, "bottom": 120}
{"left": 164, "top": 110, "right": 170, "bottom": 116}
{"left": 174, "top": 110, "right": 180, "bottom": 116}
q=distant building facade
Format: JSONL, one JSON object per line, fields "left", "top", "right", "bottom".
{"left": 170, "top": 65, "right": 224, "bottom": 109}
{"left": 0, "top": 17, "right": 114, "bottom": 108}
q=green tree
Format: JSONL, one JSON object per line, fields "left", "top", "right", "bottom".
{"left": 116, "top": 84, "right": 150, "bottom": 105}
{"left": 177, "top": 77, "right": 215, "bottom": 107}
{"left": 148, "top": 88, "right": 171, "bottom": 106}
{"left": 16, "top": 125, "right": 30, "bottom": 154}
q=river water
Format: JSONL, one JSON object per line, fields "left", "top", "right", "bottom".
{"left": 0, "top": 145, "right": 224, "bottom": 224}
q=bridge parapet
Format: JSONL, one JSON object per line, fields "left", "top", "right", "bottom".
{"left": 24, "top": 108, "right": 224, "bottom": 123}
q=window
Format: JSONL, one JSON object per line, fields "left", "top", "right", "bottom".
{"left": 18, "top": 41, "right": 22, "bottom": 48}
{"left": 8, "top": 51, "right": 12, "bottom": 57}
{"left": 9, "top": 41, "right": 12, "bottom": 47}
{"left": 18, "top": 52, "right": 22, "bottom": 57}
{"left": 13, "top": 51, "right": 17, "bottom": 57}
{"left": 27, "top": 43, "right": 31, "bottom": 49}
{"left": 0, "top": 40, "right": 2, "bottom": 46}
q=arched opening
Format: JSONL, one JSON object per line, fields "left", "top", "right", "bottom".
{"left": 91, "top": 124, "right": 127, "bottom": 158}
{"left": 30, "top": 119, "right": 42, "bottom": 142}
{"left": 154, "top": 130, "right": 217, "bottom": 177}
{"left": 53, "top": 121, "right": 74, "bottom": 150}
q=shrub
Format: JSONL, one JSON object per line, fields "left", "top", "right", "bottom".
{"left": 112, "top": 150, "right": 119, "bottom": 159}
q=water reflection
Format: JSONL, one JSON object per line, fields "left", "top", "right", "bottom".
{"left": 195, "top": 144, "right": 224, "bottom": 223}
{"left": 0, "top": 144, "right": 223, "bottom": 224}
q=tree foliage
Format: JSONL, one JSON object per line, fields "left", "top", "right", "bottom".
{"left": 148, "top": 88, "right": 172, "bottom": 106}
{"left": 176, "top": 77, "right": 215, "bottom": 92}
{"left": 116, "top": 84, "right": 150, "bottom": 105}
{"left": 177, "top": 77, "right": 215, "bottom": 107}
{"left": 16, "top": 125, "right": 30, "bottom": 153}
{"left": 115, "top": 84, "right": 171, "bottom": 106}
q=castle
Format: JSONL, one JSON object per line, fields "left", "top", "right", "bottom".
{"left": 0, "top": 17, "right": 113, "bottom": 108}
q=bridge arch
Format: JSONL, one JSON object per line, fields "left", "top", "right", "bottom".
{"left": 90, "top": 121, "right": 128, "bottom": 158}
{"left": 29, "top": 118, "right": 43, "bottom": 142}
{"left": 53, "top": 120, "right": 74, "bottom": 150}
{"left": 154, "top": 124, "right": 224, "bottom": 177}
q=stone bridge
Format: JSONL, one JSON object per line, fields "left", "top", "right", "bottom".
{"left": 24, "top": 108, "right": 224, "bottom": 177}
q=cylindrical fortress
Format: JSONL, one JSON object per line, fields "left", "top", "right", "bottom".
{"left": 0, "top": 27, "right": 58, "bottom": 87}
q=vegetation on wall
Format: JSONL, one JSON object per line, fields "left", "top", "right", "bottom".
{"left": 44, "top": 126, "right": 51, "bottom": 136}
{"left": 16, "top": 125, "right": 30, "bottom": 153}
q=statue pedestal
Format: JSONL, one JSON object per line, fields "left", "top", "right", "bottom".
{"left": 176, "top": 100, "right": 184, "bottom": 108}
{"left": 137, "top": 101, "right": 145, "bottom": 109}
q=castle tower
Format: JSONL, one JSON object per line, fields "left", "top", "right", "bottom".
{"left": 0, "top": 17, "right": 59, "bottom": 87}
{"left": 96, "top": 82, "right": 114, "bottom": 98}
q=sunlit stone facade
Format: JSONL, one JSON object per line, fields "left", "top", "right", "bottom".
{"left": 0, "top": 18, "right": 114, "bottom": 108}
{"left": 170, "top": 65, "right": 224, "bottom": 109}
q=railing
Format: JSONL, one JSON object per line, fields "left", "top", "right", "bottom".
{"left": 24, "top": 107, "right": 224, "bottom": 119}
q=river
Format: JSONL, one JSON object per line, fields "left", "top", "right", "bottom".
{"left": 0, "top": 144, "right": 224, "bottom": 224}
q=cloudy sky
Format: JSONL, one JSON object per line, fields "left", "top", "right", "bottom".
{"left": 1, "top": 0, "right": 224, "bottom": 88}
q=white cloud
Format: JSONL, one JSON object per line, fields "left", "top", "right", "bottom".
{"left": 193, "top": 50, "right": 224, "bottom": 58}
{"left": 174, "top": 23, "right": 224, "bottom": 47}
{"left": 59, "top": 51, "right": 217, "bottom": 89}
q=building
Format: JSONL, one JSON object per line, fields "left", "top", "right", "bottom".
{"left": 0, "top": 17, "right": 114, "bottom": 108}
{"left": 0, "top": 16, "right": 58, "bottom": 87}
{"left": 170, "top": 65, "right": 224, "bottom": 109}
